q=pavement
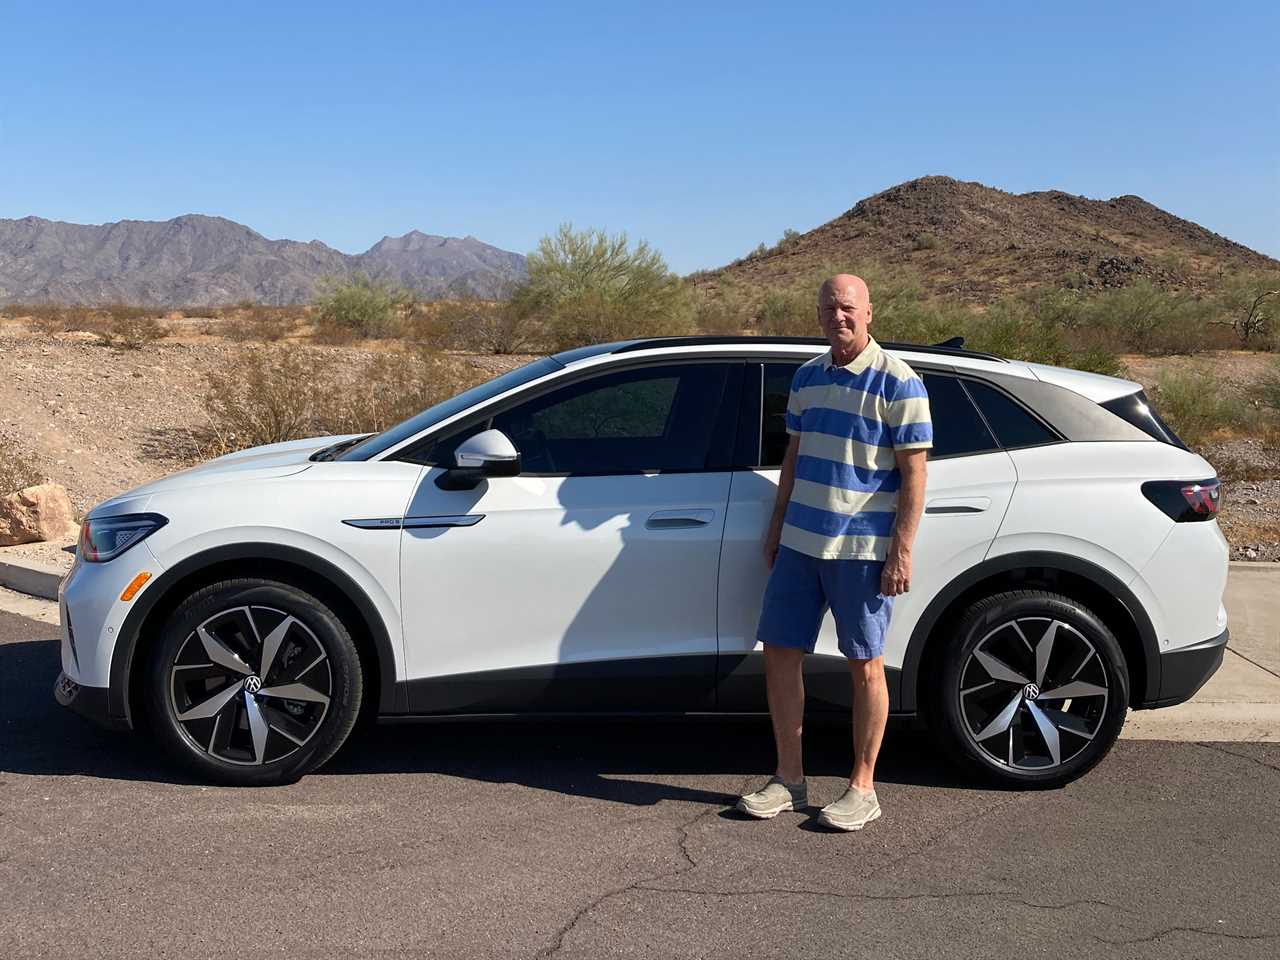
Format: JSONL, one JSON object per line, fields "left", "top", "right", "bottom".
{"left": 1, "top": 574, "right": 1278, "bottom": 958}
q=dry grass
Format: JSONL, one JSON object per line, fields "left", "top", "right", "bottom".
{"left": 196, "top": 345, "right": 487, "bottom": 457}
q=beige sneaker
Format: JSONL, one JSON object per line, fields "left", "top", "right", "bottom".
{"left": 736, "top": 776, "right": 808, "bottom": 819}
{"left": 817, "top": 786, "right": 881, "bottom": 831}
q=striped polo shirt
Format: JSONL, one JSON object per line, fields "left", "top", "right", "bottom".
{"left": 781, "top": 337, "right": 932, "bottom": 561}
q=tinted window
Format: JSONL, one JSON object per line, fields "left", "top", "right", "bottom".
{"left": 761, "top": 363, "right": 801, "bottom": 467}
{"left": 920, "top": 373, "right": 998, "bottom": 457}
{"left": 482, "top": 364, "right": 731, "bottom": 475}
{"left": 965, "top": 379, "right": 1059, "bottom": 448}
{"left": 1101, "top": 390, "right": 1185, "bottom": 448}
{"left": 341, "top": 357, "right": 562, "bottom": 461}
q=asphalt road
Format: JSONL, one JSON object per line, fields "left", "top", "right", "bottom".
{"left": 2, "top": 608, "right": 1278, "bottom": 960}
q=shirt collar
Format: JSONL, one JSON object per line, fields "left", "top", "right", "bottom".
{"left": 823, "top": 336, "right": 881, "bottom": 375}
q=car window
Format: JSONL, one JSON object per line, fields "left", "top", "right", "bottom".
{"left": 921, "top": 373, "right": 998, "bottom": 458}
{"left": 964, "top": 379, "right": 1059, "bottom": 449}
{"left": 760, "top": 363, "right": 800, "bottom": 467}
{"left": 434, "top": 364, "right": 732, "bottom": 475}
{"left": 756, "top": 365, "right": 998, "bottom": 466}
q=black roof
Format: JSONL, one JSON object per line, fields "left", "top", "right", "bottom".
{"left": 565, "top": 335, "right": 1007, "bottom": 363}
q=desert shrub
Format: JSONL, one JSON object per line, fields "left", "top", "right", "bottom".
{"left": 199, "top": 346, "right": 487, "bottom": 455}
{"left": 968, "top": 297, "right": 1124, "bottom": 376}
{"left": 1213, "top": 270, "right": 1280, "bottom": 346}
{"left": 911, "top": 232, "right": 937, "bottom": 251}
{"left": 420, "top": 298, "right": 543, "bottom": 354}
{"left": 102, "top": 303, "right": 150, "bottom": 323}
{"left": 1150, "top": 367, "right": 1250, "bottom": 448}
{"left": 0, "top": 436, "right": 43, "bottom": 496}
{"left": 222, "top": 303, "right": 303, "bottom": 343}
{"left": 756, "top": 288, "right": 814, "bottom": 336}
{"left": 93, "top": 313, "right": 166, "bottom": 349}
{"left": 312, "top": 274, "right": 411, "bottom": 340}
{"left": 1084, "top": 282, "right": 1214, "bottom": 355}
{"left": 1257, "top": 359, "right": 1280, "bottom": 415}
{"left": 693, "top": 282, "right": 754, "bottom": 335}
{"left": 510, "top": 225, "right": 694, "bottom": 350}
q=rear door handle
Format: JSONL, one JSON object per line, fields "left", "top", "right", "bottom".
{"left": 925, "top": 497, "right": 991, "bottom": 515}
{"left": 646, "top": 509, "right": 715, "bottom": 529}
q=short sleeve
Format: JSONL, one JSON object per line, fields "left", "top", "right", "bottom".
{"left": 886, "top": 373, "right": 933, "bottom": 450}
{"left": 784, "top": 367, "right": 805, "bottom": 435}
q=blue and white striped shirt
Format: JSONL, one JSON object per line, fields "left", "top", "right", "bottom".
{"left": 781, "top": 338, "right": 932, "bottom": 560}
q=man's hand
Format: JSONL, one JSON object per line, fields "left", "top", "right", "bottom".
{"left": 881, "top": 547, "right": 912, "bottom": 596}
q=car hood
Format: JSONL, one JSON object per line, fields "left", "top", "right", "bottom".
{"left": 86, "top": 434, "right": 363, "bottom": 517}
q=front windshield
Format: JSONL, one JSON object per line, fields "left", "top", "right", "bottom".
{"left": 338, "top": 356, "right": 564, "bottom": 461}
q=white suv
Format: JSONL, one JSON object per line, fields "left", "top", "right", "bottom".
{"left": 55, "top": 336, "right": 1230, "bottom": 787}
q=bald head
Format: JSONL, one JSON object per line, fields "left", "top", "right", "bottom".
{"left": 816, "top": 273, "right": 873, "bottom": 359}
{"left": 818, "top": 273, "right": 870, "bottom": 309}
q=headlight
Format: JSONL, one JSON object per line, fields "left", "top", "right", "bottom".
{"left": 79, "top": 513, "right": 168, "bottom": 563}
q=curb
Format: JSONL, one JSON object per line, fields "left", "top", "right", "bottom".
{"left": 1228, "top": 560, "right": 1280, "bottom": 573}
{"left": 0, "top": 556, "right": 65, "bottom": 601}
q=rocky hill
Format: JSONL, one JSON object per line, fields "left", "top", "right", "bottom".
{"left": 700, "top": 176, "right": 1279, "bottom": 301}
{"left": 0, "top": 214, "right": 526, "bottom": 305}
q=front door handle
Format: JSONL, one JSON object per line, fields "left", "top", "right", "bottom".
{"left": 925, "top": 497, "right": 992, "bottom": 515}
{"left": 646, "top": 509, "right": 715, "bottom": 529}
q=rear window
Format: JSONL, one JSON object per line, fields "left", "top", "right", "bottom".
{"left": 964, "top": 380, "right": 1060, "bottom": 449}
{"left": 1100, "top": 390, "right": 1185, "bottom": 448}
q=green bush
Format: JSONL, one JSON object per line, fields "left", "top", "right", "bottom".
{"left": 419, "top": 298, "right": 543, "bottom": 355}
{"left": 1150, "top": 367, "right": 1250, "bottom": 448}
{"left": 93, "top": 313, "right": 166, "bottom": 349}
{"left": 312, "top": 274, "right": 411, "bottom": 340}
{"left": 510, "top": 225, "right": 694, "bottom": 350}
{"left": 1082, "top": 281, "right": 1215, "bottom": 355}
{"left": 1258, "top": 359, "right": 1280, "bottom": 414}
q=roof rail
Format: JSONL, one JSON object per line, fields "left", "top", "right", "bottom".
{"left": 610, "top": 335, "right": 1007, "bottom": 363}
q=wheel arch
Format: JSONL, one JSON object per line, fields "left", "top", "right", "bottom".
{"left": 108, "top": 542, "right": 405, "bottom": 726}
{"left": 901, "top": 551, "right": 1160, "bottom": 714}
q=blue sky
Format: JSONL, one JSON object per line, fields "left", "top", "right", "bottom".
{"left": 2, "top": 1, "right": 1276, "bottom": 273}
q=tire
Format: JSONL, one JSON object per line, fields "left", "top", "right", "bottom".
{"left": 146, "top": 578, "right": 363, "bottom": 786}
{"left": 929, "top": 589, "right": 1129, "bottom": 788}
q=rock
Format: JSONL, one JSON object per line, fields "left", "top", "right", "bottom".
{"left": 0, "top": 483, "right": 81, "bottom": 546}
{"left": 1244, "top": 547, "right": 1260, "bottom": 560}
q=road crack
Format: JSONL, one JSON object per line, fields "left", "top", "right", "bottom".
{"left": 533, "top": 777, "right": 752, "bottom": 960}
{"left": 1196, "top": 740, "right": 1280, "bottom": 775}
{"left": 1094, "top": 925, "right": 1280, "bottom": 945}
{"left": 633, "top": 885, "right": 1130, "bottom": 915}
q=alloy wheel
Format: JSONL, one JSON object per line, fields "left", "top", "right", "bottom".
{"left": 957, "top": 616, "right": 1110, "bottom": 771}
{"left": 169, "top": 605, "right": 332, "bottom": 766}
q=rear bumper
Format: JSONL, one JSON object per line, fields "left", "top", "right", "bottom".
{"left": 1140, "top": 627, "right": 1229, "bottom": 709}
{"left": 53, "top": 672, "right": 130, "bottom": 731}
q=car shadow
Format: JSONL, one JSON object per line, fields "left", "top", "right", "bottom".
{"left": 2, "top": 636, "right": 987, "bottom": 799}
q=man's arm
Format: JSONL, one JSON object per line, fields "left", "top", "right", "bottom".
{"left": 881, "top": 448, "right": 927, "bottom": 596}
{"left": 763, "top": 434, "right": 800, "bottom": 569}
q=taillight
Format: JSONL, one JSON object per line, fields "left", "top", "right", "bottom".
{"left": 1141, "top": 478, "right": 1221, "bottom": 522}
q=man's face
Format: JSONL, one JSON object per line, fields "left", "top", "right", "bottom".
{"left": 817, "top": 283, "right": 872, "bottom": 352}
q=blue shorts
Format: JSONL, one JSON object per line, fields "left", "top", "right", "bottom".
{"left": 756, "top": 546, "right": 893, "bottom": 660}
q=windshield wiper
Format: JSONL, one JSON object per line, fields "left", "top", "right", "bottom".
{"left": 310, "top": 434, "right": 373, "bottom": 462}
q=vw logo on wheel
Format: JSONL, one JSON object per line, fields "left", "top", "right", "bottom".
{"left": 244, "top": 675, "right": 263, "bottom": 694}
{"left": 1023, "top": 682, "right": 1040, "bottom": 701}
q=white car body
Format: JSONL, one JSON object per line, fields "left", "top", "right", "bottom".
{"left": 56, "top": 337, "right": 1230, "bottom": 783}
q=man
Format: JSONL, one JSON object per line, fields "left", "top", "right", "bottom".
{"left": 737, "top": 274, "right": 931, "bottom": 831}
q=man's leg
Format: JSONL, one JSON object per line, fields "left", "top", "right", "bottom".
{"left": 848, "top": 656, "right": 889, "bottom": 791}
{"left": 764, "top": 643, "right": 807, "bottom": 783}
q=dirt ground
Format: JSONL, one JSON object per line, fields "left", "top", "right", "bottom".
{"left": 1, "top": 320, "right": 1276, "bottom": 561}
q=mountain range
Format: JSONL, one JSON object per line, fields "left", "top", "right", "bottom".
{"left": 701, "top": 176, "right": 1278, "bottom": 301}
{"left": 0, "top": 214, "right": 526, "bottom": 305}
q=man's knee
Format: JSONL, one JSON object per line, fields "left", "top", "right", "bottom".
{"left": 848, "top": 655, "right": 886, "bottom": 686}
{"left": 763, "top": 643, "right": 806, "bottom": 672}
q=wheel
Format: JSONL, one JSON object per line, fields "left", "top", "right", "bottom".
{"left": 146, "top": 579, "right": 363, "bottom": 786}
{"left": 930, "top": 590, "right": 1129, "bottom": 788}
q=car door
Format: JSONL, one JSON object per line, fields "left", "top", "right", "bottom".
{"left": 398, "top": 360, "right": 742, "bottom": 714}
{"left": 716, "top": 361, "right": 1018, "bottom": 712}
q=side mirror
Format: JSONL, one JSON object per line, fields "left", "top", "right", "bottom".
{"left": 436, "top": 429, "right": 521, "bottom": 490}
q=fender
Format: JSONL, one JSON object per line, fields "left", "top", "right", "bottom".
{"left": 898, "top": 550, "right": 1160, "bottom": 713}
{"left": 106, "top": 542, "right": 405, "bottom": 723}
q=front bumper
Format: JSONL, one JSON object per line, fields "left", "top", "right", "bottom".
{"left": 1142, "top": 627, "right": 1229, "bottom": 709}
{"left": 53, "top": 671, "right": 130, "bottom": 731}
